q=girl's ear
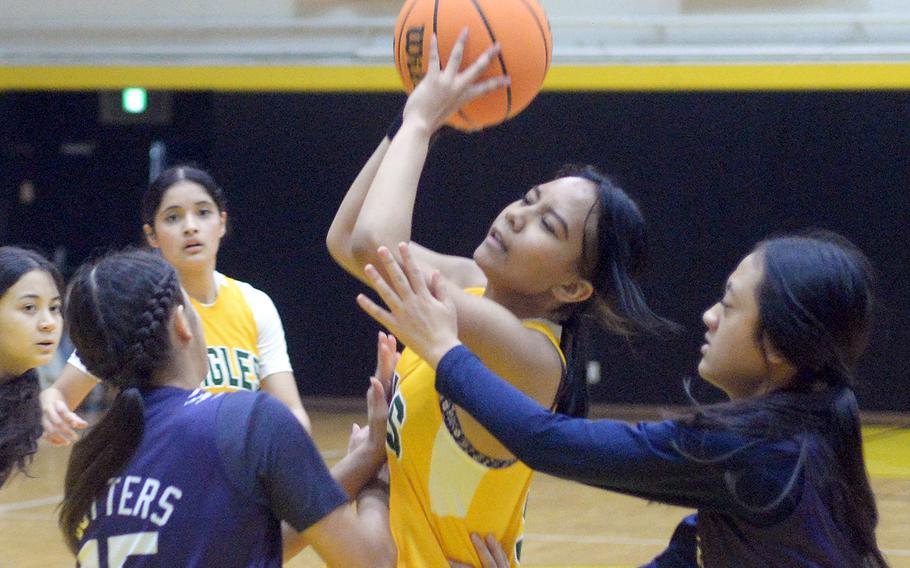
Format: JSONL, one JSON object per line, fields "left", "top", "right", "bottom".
{"left": 553, "top": 277, "right": 593, "bottom": 305}
{"left": 219, "top": 211, "right": 228, "bottom": 239}
{"left": 172, "top": 305, "right": 194, "bottom": 343}
{"left": 762, "top": 335, "right": 798, "bottom": 387}
{"left": 143, "top": 224, "right": 159, "bottom": 249}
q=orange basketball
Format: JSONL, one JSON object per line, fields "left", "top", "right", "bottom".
{"left": 393, "top": 0, "right": 552, "bottom": 131}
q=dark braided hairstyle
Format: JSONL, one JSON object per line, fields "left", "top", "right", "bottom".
{"left": 551, "top": 165, "right": 676, "bottom": 418}
{"left": 0, "top": 246, "right": 63, "bottom": 488}
{"left": 59, "top": 249, "right": 183, "bottom": 552}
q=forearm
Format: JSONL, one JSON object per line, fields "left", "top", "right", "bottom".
{"left": 281, "top": 521, "right": 307, "bottom": 562}
{"left": 349, "top": 120, "right": 433, "bottom": 271}
{"left": 327, "top": 136, "right": 392, "bottom": 277}
{"left": 435, "top": 346, "right": 724, "bottom": 506}
{"left": 46, "top": 364, "right": 97, "bottom": 410}
{"left": 353, "top": 480, "right": 395, "bottom": 564}
{"left": 329, "top": 444, "right": 385, "bottom": 498}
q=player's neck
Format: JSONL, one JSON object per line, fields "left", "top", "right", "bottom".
{"left": 152, "top": 359, "right": 207, "bottom": 391}
{"left": 180, "top": 268, "right": 218, "bottom": 304}
{"left": 483, "top": 283, "right": 559, "bottom": 321}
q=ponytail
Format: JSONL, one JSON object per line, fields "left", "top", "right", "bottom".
{"left": 59, "top": 388, "right": 145, "bottom": 552}
{"left": 58, "top": 250, "right": 182, "bottom": 550}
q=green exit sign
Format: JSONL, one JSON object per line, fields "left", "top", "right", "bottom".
{"left": 122, "top": 87, "right": 148, "bottom": 114}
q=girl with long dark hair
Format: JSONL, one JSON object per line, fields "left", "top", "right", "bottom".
{"left": 360, "top": 232, "right": 888, "bottom": 567}
{"left": 59, "top": 249, "right": 393, "bottom": 567}
{"left": 0, "top": 246, "right": 63, "bottom": 488}
{"left": 328, "top": 33, "right": 670, "bottom": 567}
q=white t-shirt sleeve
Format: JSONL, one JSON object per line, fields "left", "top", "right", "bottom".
{"left": 236, "top": 281, "right": 294, "bottom": 379}
{"left": 66, "top": 350, "right": 101, "bottom": 382}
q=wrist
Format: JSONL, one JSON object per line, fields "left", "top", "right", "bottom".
{"left": 385, "top": 109, "right": 404, "bottom": 140}
{"left": 352, "top": 437, "right": 387, "bottom": 469}
{"left": 426, "top": 340, "right": 463, "bottom": 370}
{"left": 400, "top": 115, "right": 436, "bottom": 138}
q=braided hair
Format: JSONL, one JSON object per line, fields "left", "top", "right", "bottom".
{"left": 59, "top": 249, "right": 183, "bottom": 552}
{"left": 0, "top": 246, "right": 63, "bottom": 487}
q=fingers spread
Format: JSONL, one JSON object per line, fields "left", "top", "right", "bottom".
{"left": 463, "top": 43, "right": 501, "bottom": 82}
{"left": 444, "top": 28, "right": 469, "bottom": 77}
{"left": 398, "top": 242, "right": 429, "bottom": 296}
{"left": 427, "top": 34, "right": 441, "bottom": 74}
{"left": 377, "top": 246, "right": 414, "bottom": 299}
{"left": 357, "top": 293, "right": 394, "bottom": 331}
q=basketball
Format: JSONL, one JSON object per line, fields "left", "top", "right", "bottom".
{"left": 393, "top": 0, "right": 552, "bottom": 131}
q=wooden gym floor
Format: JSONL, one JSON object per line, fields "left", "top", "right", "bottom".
{"left": 2, "top": 403, "right": 909, "bottom": 567}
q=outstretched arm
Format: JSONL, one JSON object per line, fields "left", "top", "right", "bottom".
{"left": 40, "top": 362, "right": 92, "bottom": 446}
{"left": 282, "top": 376, "right": 392, "bottom": 563}
{"left": 284, "top": 333, "right": 397, "bottom": 563}
{"left": 355, "top": 244, "right": 752, "bottom": 513}
{"left": 326, "top": 31, "right": 506, "bottom": 288}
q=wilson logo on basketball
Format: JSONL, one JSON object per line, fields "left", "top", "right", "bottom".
{"left": 405, "top": 25, "right": 426, "bottom": 85}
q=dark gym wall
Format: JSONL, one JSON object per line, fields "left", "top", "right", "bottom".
{"left": 2, "top": 90, "right": 908, "bottom": 411}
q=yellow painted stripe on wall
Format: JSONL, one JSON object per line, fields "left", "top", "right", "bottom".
{"left": 2, "top": 63, "right": 910, "bottom": 91}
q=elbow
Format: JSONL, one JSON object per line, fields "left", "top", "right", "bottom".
{"left": 326, "top": 226, "right": 378, "bottom": 274}
{"left": 325, "top": 227, "right": 351, "bottom": 267}
{"left": 348, "top": 229, "right": 384, "bottom": 270}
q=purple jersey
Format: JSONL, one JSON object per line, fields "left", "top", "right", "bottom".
{"left": 74, "top": 387, "right": 347, "bottom": 568}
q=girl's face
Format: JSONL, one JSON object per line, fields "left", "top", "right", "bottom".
{"left": 0, "top": 270, "right": 62, "bottom": 379}
{"left": 473, "top": 176, "right": 598, "bottom": 300}
{"left": 698, "top": 252, "right": 774, "bottom": 400}
{"left": 144, "top": 181, "right": 227, "bottom": 273}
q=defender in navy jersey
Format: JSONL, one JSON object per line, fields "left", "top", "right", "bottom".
{"left": 60, "top": 250, "right": 394, "bottom": 568}
{"left": 359, "top": 236, "right": 889, "bottom": 567}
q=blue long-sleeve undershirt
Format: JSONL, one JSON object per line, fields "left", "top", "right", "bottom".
{"left": 436, "top": 345, "right": 801, "bottom": 522}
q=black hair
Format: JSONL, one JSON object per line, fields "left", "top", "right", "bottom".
{"left": 552, "top": 165, "right": 675, "bottom": 418}
{"left": 141, "top": 165, "right": 228, "bottom": 228}
{"left": 0, "top": 246, "right": 63, "bottom": 487}
{"left": 679, "top": 230, "right": 886, "bottom": 566}
{"left": 59, "top": 249, "right": 183, "bottom": 551}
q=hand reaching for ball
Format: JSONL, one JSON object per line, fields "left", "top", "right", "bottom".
{"left": 402, "top": 30, "right": 510, "bottom": 134}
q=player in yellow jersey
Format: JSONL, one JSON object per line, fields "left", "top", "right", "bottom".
{"left": 328, "top": 33, "right": 672, "bottom": 567}
{"left": 40, "top": 166, "right": 311, "bottom": 444}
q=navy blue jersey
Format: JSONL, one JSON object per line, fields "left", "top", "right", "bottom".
{"left": 436, "top": 346, "right": 867, "bottom": 567}
{"left": 74, "top": 387, "right": 347, "bottom": 568}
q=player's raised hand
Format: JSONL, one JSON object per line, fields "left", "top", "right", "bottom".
{"left": 40, "top": 388, "right": 88, "bottom": 446}
{"left": 373, "top": 331, "right": 400, "bottom": 400}
{"left": 357, "top": 243, "right": 461, "bottom": 368}
{"left": 402, "top": 30, "right": 509, "bottom": 134}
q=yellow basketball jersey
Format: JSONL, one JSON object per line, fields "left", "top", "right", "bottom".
{"left": 193, "top": 275, "right": 262, "bottom": 393}
{"left": 386, "top": 289, "right": 564, "bottom": 567}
